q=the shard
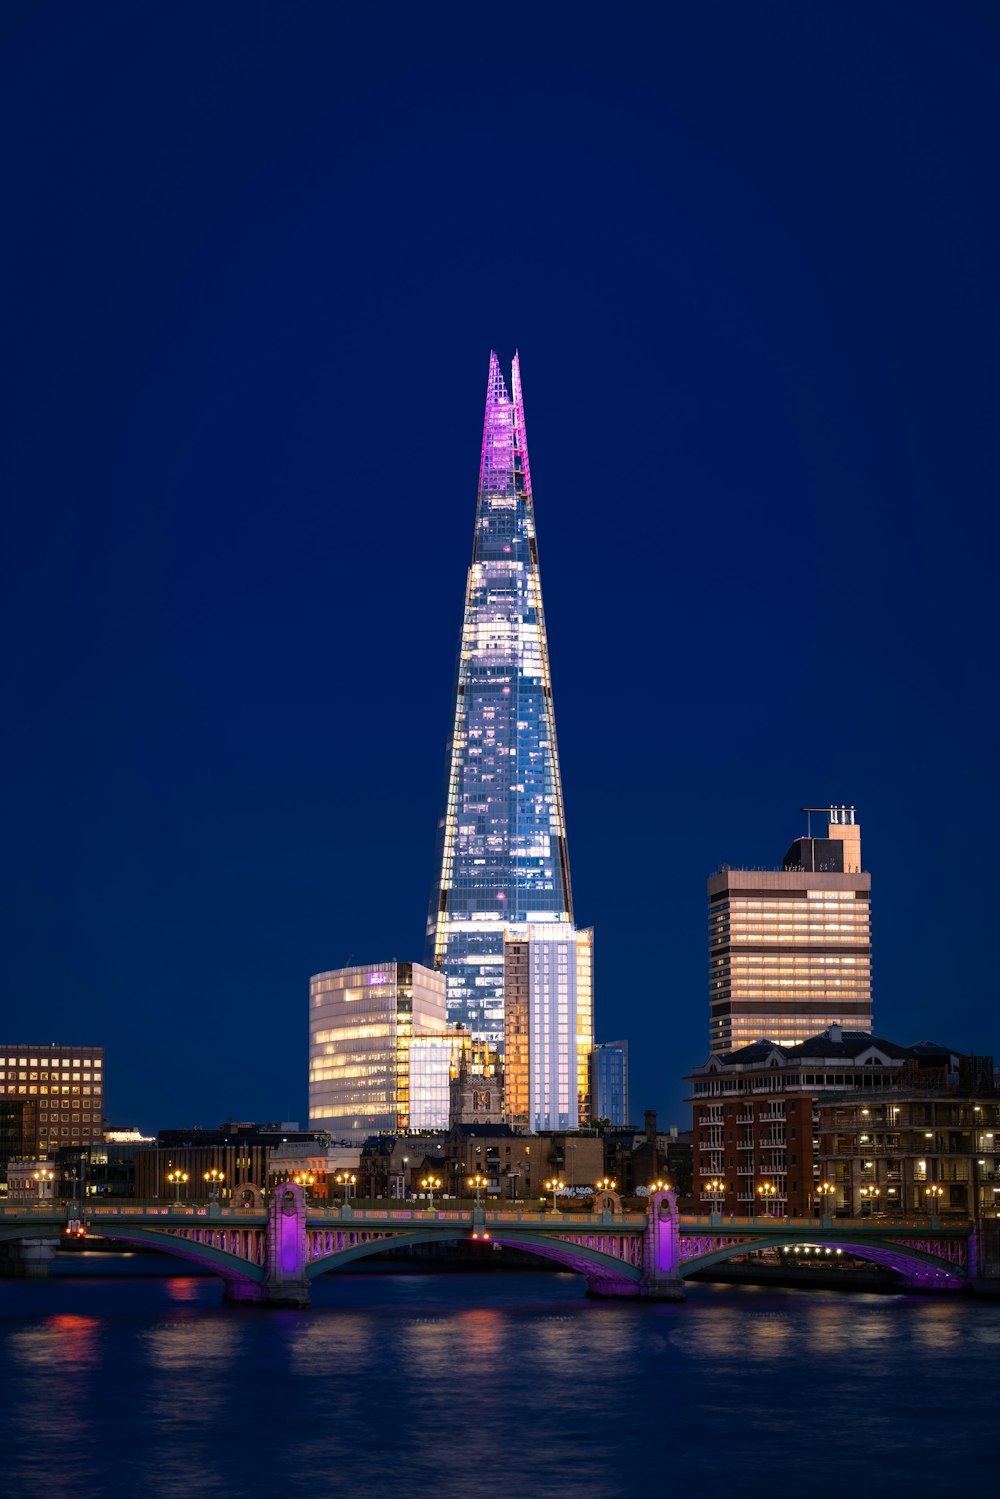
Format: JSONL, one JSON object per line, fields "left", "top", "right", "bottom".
{"left": 426, "top": 352, "right": 575, "bottom": 1047}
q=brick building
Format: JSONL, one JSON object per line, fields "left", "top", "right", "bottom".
{"left": 689, "top": 1028, "right": 999, "bottom": 1219}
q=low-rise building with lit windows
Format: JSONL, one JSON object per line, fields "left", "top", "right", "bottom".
{"left": 0, "top": 1043, "right": 105, "bottom": 1159}
{"left": 690, "top": 1028, "right": 999, "bottom": 1219}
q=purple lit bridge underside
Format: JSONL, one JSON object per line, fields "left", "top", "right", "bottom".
{"left": 0, "top": 1188, "right": 972, "bottom": 1305}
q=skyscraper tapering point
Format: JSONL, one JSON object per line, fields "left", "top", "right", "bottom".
{"left": 426, "top": 354, "right": 591, "bottom": 1123}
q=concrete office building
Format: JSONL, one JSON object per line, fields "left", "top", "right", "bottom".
{"left": 709, "top": 806, "right": 872, "bottom": 1052}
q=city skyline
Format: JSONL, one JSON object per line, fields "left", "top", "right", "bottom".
{"left": 2, "top": 7, "right": 997, "bottom": 1132}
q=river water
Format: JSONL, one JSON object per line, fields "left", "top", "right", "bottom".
{"left": 1, "top": 1258, "right": 997, "bottom": 1499}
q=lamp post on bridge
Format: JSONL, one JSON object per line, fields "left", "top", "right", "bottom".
{"left": 756, "top": 1181, "right": 777, "bottom": 1219}
{"left": 860, "top": 1185, "right": 881, "bottom": 1219}
{"left": 421, "top": 1174, "right": 442, "bottom": 1212}
{"left": 468, "top": 1174, "right": 488, "bottom": 1210}
{"left": 31, "top": 1167, "right": 55, "bottom": 1204}
{"left": 544, "top": 1177, "right": 565, "bottom": 1213}
{"left": 335, "top": 1172, "right": 357, "bottom": 1209}
{"left": 167, "top": 1170, "right": 189, "bottom": 1204}
{"left": 816, "top": 1180, "right": 836, "bottom": 1227}
{"left": 293, "top": 1172, "right": 315, "bottom": 1203}
{"left": 703, "top": 1177, "right": 725, "bottom": 1225}
{"left": 925, "top": 1184, "right": 944, "bottom": 1227}
{"left": 203, "top": 1168, "right": 225, "bottom": 1206}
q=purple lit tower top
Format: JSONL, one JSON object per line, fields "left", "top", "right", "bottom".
{"left": 426, "top": 352, "right": 574, "bottom": 1046}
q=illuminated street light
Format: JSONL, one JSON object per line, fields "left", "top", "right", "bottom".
{"left": 596, "top": 1177, "right": 617, "bottom": 1194}
{"left": 703, "top": 1177, "right": 725, "bottom": 1218}
{"left": 467, "top": 1173, "right": 488, "bottom": 1208}
{"left": 544, "top": 1177, "right": 565, "bottom": 1212}
{"left": 816, "top": 1180, "right": 836, "bottom": 1220}
{"left": 166, "top": 1169, "right": 189, "bottom": 1204}
{"left": 756, "top": 1182, "right": 777, "bottom": 1218}
{"left": 420, "top": 1174, "right": 442, "bottom": 1211}
{"left": 31, "top": 1167, "right": 55, "bottom": 1204}
{"left": 203, "top": 1168, "right": 225, "bottom": 1203}
{"left": 293, "top": 1172, "right": 315, "bottom": 1200}
{"left": 859, "top": 1185, "right": 881, "bottom": 1217}
{"left": 335, "top": 1172, "right": 357, "bottom": 1206}
{"left": 925, "top": 1184, "right": 944, "bottom": 1223}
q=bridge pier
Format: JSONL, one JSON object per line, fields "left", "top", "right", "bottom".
{"left": 223, "top": 1184, "right": 311, "bottom": 1307}
{"left": 639, "top": 1189, "right": 686, "bottom": 1301}
{"left": 0, "top": 1238, "right": 57, "bottom": 1279}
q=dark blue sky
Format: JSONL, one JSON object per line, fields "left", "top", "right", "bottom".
{"left": 2, "top": 3, "right": 997, "bottom": 1131}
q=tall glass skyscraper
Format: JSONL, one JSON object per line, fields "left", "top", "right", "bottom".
{"left": 426, "top": 352, "right": 575, "bottom": 1047}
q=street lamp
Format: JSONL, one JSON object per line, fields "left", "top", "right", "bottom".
{"left": 649, "top": 1178, "right": 672, "bottom": 1195}
{"left": 925, "top": 1184, "right": 944, "bottom": 1224}
{"left": 335, "top": 1172, "right": 357, "bottom": 1206}
{"left": 420, "top": 1174, "right": 442, "bottom": 1211}
{"left": 167, "top": 1170, "right": 189, "bottom": 1204}
{"left": 32, "top": 1168, "right": 54, "bottom": 1204}
{"left": 596, "top": 1177, "right": 617, "bottom": 1194}
{"left": 544, "top": 1177, "right": 565, "bottom": 1212}
{"left": 293, "top": 1172, "right": 315, "bottom": 1200}
{"left": 816, "top": 1180, "right": 836, "bottom": 1222}
{"left": 401, "top": 1155, "right": 409, "bottom": 1201}
{"left": 703, "top": 1177, "right": 724, "bottom": 1218}
{"left": 203, "top": 1168, "right": 225, "bottom": 1203}
{"left": 468, "top": 1173, "right": 488, "bottom": 1208}
{"left": 860, "top": 1185, "right": 881, "bottom": 1218}
{"left": 756, "top": 1182, "right": 777, "bottom": 1218}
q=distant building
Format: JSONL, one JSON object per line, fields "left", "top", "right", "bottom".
{"left": 136, "top": 1122, "right": 321, "bottom": 1202}
{"left": 709, "top": 806, "right": 872, "bottom": 1052}
{"left": 0, "top": 1043, "right": 105, "bottom": 1158}
{"left": 309, "top": 962, "right": 449, "bottom": 1140}
{"left": 504, "top": 926, "right": 593, "bottom": 1131}
{"left": 591, "top": 1041, "right": 629, "bottom": 1125}
{"left": 448, "top": 1034, "right": 503, "bottom": 1127}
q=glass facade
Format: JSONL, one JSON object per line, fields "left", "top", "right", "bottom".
{"left": 591, "top": 1040, "right": 629, "bottom": 1126}
{"left": 426, "top": 353, "right": 574, "bottom": 1045}
{"left": 408, "top": 1034, "right": 454, "bottom": 1132}
{"left": 309, "top": 962, "right": 447, "bottom": 1140}
{"left": 504, "top": 926, "right": 584, "bottom": 1132}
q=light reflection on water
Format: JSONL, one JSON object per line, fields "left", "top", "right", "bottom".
{"left": 0, "top": 1272, "right": 997, "bottom": 1499}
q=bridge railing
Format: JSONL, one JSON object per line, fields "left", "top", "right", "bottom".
{"left": 680, "top": 1213, "right": 970, "bottom": 1232}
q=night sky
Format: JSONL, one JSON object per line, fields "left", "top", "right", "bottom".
{"left": 2, "top": 4, "right": 998, "bottom": 1133}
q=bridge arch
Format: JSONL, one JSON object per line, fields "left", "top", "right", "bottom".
{"left": 0, "top": 1221, "right": 266, "bottom": 1289}
{"left": 681, "top": 1235, "right": 965, "bottom": 1289}
{"left": 306, "top": 1227, "right": 643, "bottom": 1290}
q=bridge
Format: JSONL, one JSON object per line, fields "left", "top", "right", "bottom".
{"left": 0, "top": 1187, "right": 978, "bottom": 1305}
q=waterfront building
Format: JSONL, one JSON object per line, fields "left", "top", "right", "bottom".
{"left": 309, "top": 962, "right": 448, "bottom": 1140}
{"left": 503, "top": 925, "right": 592, "bottom": 1131}
{"left": 688, "top": 1027, "right": 998, "bottom": 1218}
{"left": 425, "top": 353, "right": 588, "bottom": 1056}
{"left": 708, "top": 806, "right": 872, "bottom": 1052}
{"left": 0, "top": 1043, "right": 105, "bottom": 1158}
{"left": 591, "top": 1040, "right": 629, "bottom": 1126}
{"left": 815, "top": 1049, "right": 1000, "bottom": 1219}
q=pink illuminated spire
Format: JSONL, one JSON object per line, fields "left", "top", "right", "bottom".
{"left": 477, "top": 350, "right": 516, "bottom": 500}
{"left": 511, "top": 350, "right": 532, "bottom": 499}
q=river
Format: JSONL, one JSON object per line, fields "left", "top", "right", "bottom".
{"left": 1, "top": 1256, "right": 996, "bottom": 1498}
